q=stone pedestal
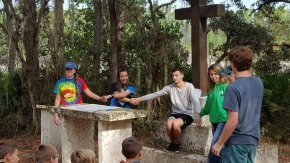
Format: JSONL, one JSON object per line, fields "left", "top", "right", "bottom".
{"left": 40, "top": 108, "right": 62, "bottom": 157}
{"left": 98, "top": 120, "right": 132, "bottom": 163}
{"left": 61, "top": 116, "right": 95, "bottom": 163}
{"left": 37, "top": 104, "right": 146, "bottom": 163}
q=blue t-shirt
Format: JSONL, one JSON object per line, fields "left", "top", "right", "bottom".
{"left": 223, "top": 75, "right": 263, "bottom": 145}
{"left": 109, "top": 83, "right": 136, "bottom": 108}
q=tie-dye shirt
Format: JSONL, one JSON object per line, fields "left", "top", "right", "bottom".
{"left": 53, "top": 77, "right": 88, "bottom": 105}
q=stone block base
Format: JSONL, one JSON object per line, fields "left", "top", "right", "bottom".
{"left": 141, "top": 147, "right": 207, "bottom": 163}
{"left": 153, "top": 121, "right": 212, "bottom": 155}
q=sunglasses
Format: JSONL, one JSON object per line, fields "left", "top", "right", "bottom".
{"left": 65, "top": 68, "right": 73, "bottom": 71}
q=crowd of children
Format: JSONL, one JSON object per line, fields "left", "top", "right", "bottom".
{"left": 0, "top": 136, "right": 142, "bottom": 163}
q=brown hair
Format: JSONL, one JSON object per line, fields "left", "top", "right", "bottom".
{"left": 0, "top": 143, "right": 18, "bottom": 159}
{"left": 171, "top": 68, "right": 185, "bottom": 75}
{"left": 35, "top": 144, "right": 58, "bottom": 162}
{"left": 121, "top": 136, "right": 142, "bottom": 159}
{"left": 71, "top": 149, "right": 96, "bottom": 163}
{"left": 228, "top": 46, "right": 253, "bottom": 71}
{"left": 208, "top": 64, "right": 230, "bottom": 90}
{"left": 115, "top": 68, "right": 133, "bottom": 91}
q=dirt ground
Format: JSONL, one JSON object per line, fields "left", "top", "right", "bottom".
{"left": 0, "top": 134, "right": 289, "bottom": 163}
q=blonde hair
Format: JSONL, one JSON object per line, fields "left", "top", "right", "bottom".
{"left": 71, "top": 149, "right": 96, "bottom": 163}
{"left": 35, "top": 144, "right": 58, "bottom": 162}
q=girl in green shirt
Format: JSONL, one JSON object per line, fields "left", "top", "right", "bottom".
{"left": 200, "top": 64, "right": 230, "bottom": 163}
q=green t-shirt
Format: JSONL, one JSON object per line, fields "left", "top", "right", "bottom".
{"left": 200, "top": 82, "right": 228, "bottom": 123}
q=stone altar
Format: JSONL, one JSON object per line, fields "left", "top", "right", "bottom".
{"left": 37, "top": 104, "right": 146, "bottom": 163}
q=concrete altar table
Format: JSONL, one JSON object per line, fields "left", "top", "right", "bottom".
{"left": 36, "top": 104, "right": 147, "bottom": 163}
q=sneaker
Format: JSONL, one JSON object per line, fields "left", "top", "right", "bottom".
{"left": 165, "top": 143, "right": 174, "bottom": 151}
{"left": 172, "top": 143, "right": 181, "bottom": 152}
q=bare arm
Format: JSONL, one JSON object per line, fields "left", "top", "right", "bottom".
{"left": 118, "top": 97, "right": 132, "bottom": 103}
{"left": 83, "top": 88, "right": 104, "bottom": 101}
{"left": 114, "top": 90, "right": 131, "bottom": 99}
{"left": 212, "top": 110, "right": 238, "bottom": 156}
{"left": 54, "top": 95, "right": 61, "bottom": 125}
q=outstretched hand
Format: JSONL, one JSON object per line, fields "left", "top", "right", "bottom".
{"left": 130, "top": 98, "right": 140, "bottom": 105}
{"left": 103, "top": 95, "right": 112, "bottom": 101}
{"left": 99, "top": 96, "right": 107, "bottom": 102}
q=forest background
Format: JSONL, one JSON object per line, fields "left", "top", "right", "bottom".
{"left": 0, "top": 0, "right": 289, "bottom": 148}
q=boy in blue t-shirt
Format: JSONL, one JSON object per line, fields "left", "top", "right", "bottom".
{"left": 212, "top": 46, "right": 263, "bottom": 163}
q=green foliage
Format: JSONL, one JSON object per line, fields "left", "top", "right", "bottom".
{"left": 209, "top": 10, "right": 274, "bottom": 56}
{"left": 259, "top": 73, "right": 290, "bottom": 143}
{"left": 0, "top": 70, "right": 29, "bottom": 137}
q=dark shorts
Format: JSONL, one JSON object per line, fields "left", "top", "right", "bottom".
{"left": 169, "top": 113, "right": 193, "bottom": 128}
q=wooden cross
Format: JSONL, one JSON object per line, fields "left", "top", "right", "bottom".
{"left": 175, "top": 0, "right": 225, "bottom": 92}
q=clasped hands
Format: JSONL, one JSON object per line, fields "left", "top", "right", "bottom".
{"left": 101, "top": 92, "right": 141, "bottom": 105}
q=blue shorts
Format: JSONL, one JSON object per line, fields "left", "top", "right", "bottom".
{"left": 222, "top": 144, "right": 257, "bottom": 163}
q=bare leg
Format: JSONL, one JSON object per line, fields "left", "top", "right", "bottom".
{"left": 172, "top": 118, "right": 184, "bottom": 143}
{"left": 166, "top": 118, "right": 174, "bottom": 142}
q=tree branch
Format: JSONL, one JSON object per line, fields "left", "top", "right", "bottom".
{"left": 122, "top": 0, "right": 141, "bottom": 25}
{"left": 37, "top": 0, "right": 49, "bottom": 28}
{"left": 155, "top": 0, "right": 177, "bottom": 11}
{"left": 251, "top": 0, "right": 290, "bottom": 15}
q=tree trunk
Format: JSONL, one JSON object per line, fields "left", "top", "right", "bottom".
{"left": 54, "top": 0, "right": 64, "bottom": 75}
{"left": 136, "top": 61, "right": 141, "bottom": 87}
{"left": 68, "top": 0, "right": 75, "bottom": 28}
{"left": 116, "top": 0, "right": 125, "bottom": 68}
{"left": 108, "top": 0, "right": 118, "bottom": 82}
{"left": 23, "top": 0, "right": 40, "bottom": 129}
{"left": 164, "top": 59, "right": 168, "bottom": 86}
{"left": 146, "top": 64, "right": 153, "bottom": 110}
{"left": 3, "top": 0, "right": 16, "bottom": 73}
{"left": 91, "top": 0, "right": 102, "bottom": 92}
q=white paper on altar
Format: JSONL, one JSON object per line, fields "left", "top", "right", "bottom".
{"left": 62, "top": 104, "right": 120, "bottom": 112}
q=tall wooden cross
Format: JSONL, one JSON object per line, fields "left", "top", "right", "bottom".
{"left": 175, "top": 0, "right": 225, "bottom": 92}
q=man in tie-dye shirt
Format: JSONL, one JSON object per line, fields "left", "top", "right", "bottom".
{"left": 53, "top": 62, "right": 106, "bottom": 125}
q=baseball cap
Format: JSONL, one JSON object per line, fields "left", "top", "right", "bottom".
{"left": 65, "top": 62, "right": 77, "bottom": 69}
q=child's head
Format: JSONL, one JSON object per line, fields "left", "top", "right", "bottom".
{"left": 171, "top": 68, "right": 185, "bottom": 84}
{"left": 118, "top": 68, "right": 129, "bottom": 84}
{"left": 35, "top": 144, "right": 59, "bottom": 163}
{"left": 121, "top": 136, "right": 143, "bottom": 161}
{"left": 71, "top": 149, "right": 96, "bottom": 163}
{"left": 228, "top": 46, "right": 253, "bottom": 72}
{"left": 208, "top": 64, "right": 229, "bottom": 89}
{"left": 64, "top": 61, "right": 77, "bottom": 79}
{"left": 0, "top": 143, "right": 20, "bottom": 163}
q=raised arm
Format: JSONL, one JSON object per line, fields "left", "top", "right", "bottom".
{"left": 131, "top": 86, "right": 170, "bottom": 105}
{"left": 140, "top": 86, "right": 170, "bottom": 101}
